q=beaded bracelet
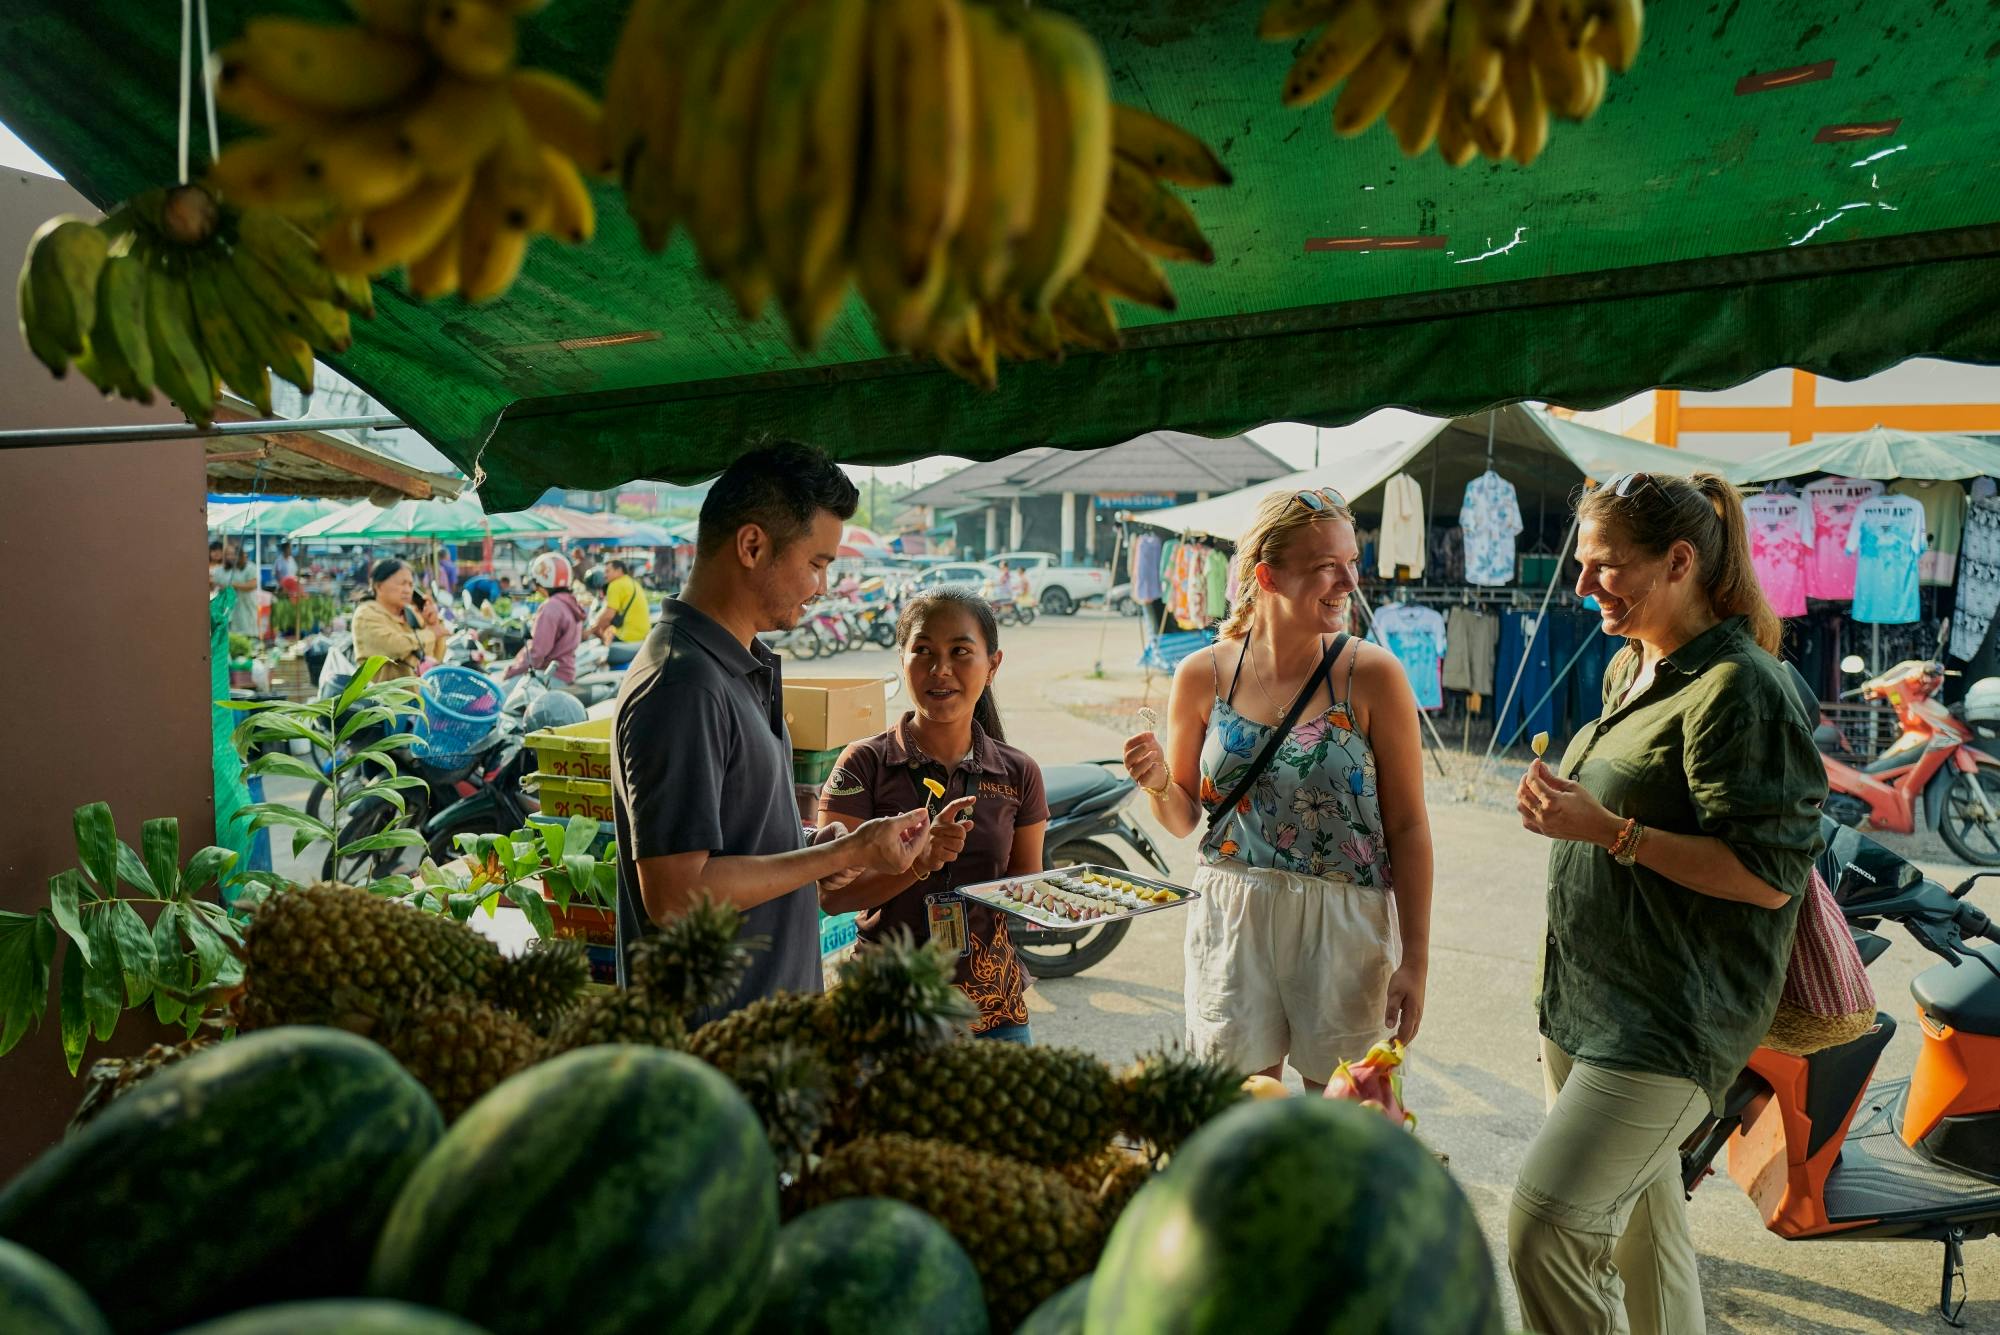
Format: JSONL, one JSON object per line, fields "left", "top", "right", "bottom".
{"left": 1609, "top": 816, "right": 1646, "bottom": 867}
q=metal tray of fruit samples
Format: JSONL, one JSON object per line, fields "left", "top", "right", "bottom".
{"left": 954, "top": 866, "right": 1199, "bottom": 931}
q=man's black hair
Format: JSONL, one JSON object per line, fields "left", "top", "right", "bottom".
{"left": 607, "top": 557, "right": 630, "bottom": 575}
{"left": 697, "top": 440, "right": 858, "bottom": 558}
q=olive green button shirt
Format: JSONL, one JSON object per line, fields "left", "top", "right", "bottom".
{"left": 1542, "top": 616, "right": 1825, "bottom": 1114}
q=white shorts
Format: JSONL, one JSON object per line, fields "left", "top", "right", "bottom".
{"left": 1184, "top": 862, "right": 1399, "bottom": 1085}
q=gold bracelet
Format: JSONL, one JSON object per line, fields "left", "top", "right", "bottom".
{"left": 1142, "top": 765, "right": 1174, "bottom": 800}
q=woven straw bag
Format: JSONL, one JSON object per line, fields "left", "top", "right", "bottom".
{"left": 1763, "top": 865, "right": 1877, "bottom": 1056}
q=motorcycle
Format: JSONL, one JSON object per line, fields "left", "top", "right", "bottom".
{"left": 1680, "top": 816, "right": 2000, "bottom": 1327}
{"left": 1013, "top": 759, "right": 1174, "bottom": 979}
{"left": 1815, "top": 632, "right": 2000, "bottom": 865}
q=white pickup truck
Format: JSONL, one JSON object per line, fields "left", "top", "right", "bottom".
{"left": 989, "top": 551, "right": 1113, "bottom": 616}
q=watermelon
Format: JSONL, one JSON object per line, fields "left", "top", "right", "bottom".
{"left": 168, "top": 1300, "right": 488, "bottom": 1334}
{"left": 1014, "top": 1274, "right": 1090, "bottom": 1334}
{"left": 0, "top": 1028, "right": 442, "bottom": 1335}
{"left": 0, "top": 1239, "right": 109, "bottom": 1335}
{"left": 370, "top": 1046, "right": 777, "bottom": 1335}
{"left": 1087, "top": 1099, "right": 1503, "bottom": 1334}
{"left": 752, "top": 1199, "right": 987, "bottom": 1335}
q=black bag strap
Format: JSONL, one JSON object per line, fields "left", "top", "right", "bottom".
{"left": 1201, "top": 633, "right": 1348, "bottom": 852}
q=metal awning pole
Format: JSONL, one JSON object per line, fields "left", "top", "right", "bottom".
{"left": 0, "top": 415, "right": 406, "bottom": 449}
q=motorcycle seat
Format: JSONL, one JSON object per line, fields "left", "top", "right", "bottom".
{"left": 1861, "top": 740, "right": 1928, "bottom": 776}
{"left": 1912, "top": 943, "right": 2000, "bottom": 1037}
{"left": 1813, "top": 724, "right": 1848, "bottom": 756}
{"left": 1042, "top": 765, "right": 1122, "bottom": 819}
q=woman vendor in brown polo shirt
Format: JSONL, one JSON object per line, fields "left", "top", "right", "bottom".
{"left": 818, "top": 587, "right": 1050, "bottom": 1042}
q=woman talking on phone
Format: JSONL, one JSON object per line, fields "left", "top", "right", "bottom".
{"left": 1123, "top": 487, "right": 1434, "bottom": 1088}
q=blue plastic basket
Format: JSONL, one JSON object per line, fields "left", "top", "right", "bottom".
{"left": 417, "top": 666, "right": 503, "bottom": 764}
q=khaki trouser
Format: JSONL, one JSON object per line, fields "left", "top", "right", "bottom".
{"left": 1508, "top": 1038, "right": 1711, "bottom": 1335}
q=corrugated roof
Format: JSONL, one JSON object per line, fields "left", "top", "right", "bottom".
{"left": 204, "top": 398, "right": 463, "bottom": 501}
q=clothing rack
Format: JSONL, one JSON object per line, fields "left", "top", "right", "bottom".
{"left": 1360, "top": 582, "right": 1578, "bottom": 610}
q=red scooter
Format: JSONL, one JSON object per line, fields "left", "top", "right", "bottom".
{"left": 1814, "top": 634, "right": 2000, "bottom": 866}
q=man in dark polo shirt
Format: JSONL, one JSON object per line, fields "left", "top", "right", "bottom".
{"left": 612, "top": 441, "right": 933, "bottom": 1019}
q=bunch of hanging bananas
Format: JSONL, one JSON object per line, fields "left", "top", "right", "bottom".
{"left": 1262, "top": 0, "right": 1642, "bottom": 166}
{"left": 17, "top": 185, "right": 369, "bottom": 426}
{"left": 605, "top": 0, "right": 1229, "bottom": 388}
{"left": 207, "top": 0, "right": 602, "bottom": 304}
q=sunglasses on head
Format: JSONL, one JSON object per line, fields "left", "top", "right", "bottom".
{"left": 1293, "top": 486, "right": 1348, "bottom": 512}
{"left": 1605, "top": 471, "right": 1661, "bottom": 498}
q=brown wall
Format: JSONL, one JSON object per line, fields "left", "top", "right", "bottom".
{"left": 0, "top": 171, "right": 213, "bottom": 1177}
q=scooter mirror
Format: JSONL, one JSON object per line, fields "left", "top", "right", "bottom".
{"left": 1840, "top": 655, "right": 1867, "bottom": 675}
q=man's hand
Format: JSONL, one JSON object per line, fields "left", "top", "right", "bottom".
{"left": 847, "top": 808, "right": 932, "bottom": 876}
{"left": 812, "top": 821, "right": 865, "bottom": 894}
{"left": 910, "top": 797, "right": 977, "bottom": 878}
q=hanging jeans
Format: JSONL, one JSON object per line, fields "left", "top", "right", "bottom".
{"left": 1497, "top": 610, "right": 1555, "bottom": 745}
{"left": 1568, "top": 617, "right": 1617, "bottom": 730}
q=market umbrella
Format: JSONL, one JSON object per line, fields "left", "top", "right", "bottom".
{"left": 614, "top": 521, "right": 687, "bottom": 547}
{"left": 530, "top": 504, "right": 633, "bottom": 541}
{"left": 1727, "top": 427, "right": 2000, "bottom": 485}
{"left": 206, "top": 500, "right": 271, "bottom": 534}
{"left": 290, "top": 496, "right": 563, "bottom": 542}
{"left": 5, "top": 3, "right": 1999, "bottom": 508}
{"left": 236, "top": 497, "right": 343, "bottom": 535}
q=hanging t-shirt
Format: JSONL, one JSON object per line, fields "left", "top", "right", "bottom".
{"left": 1369, "top": 602, "right": 1447, "bottom": 710}
{"left": 1204, "top": 548, "right": 1229, "bottom": 615}
{"left": 1132, "top": 532, "right": 1164, "bottom": 603}
{"left": 1951, "top": 498, "right": 2000, "bottom": 660}
{"left": 1804, "top": 476, "right": 1885, "bottom": 601}
{"left": 1460, "top": 471, "right": 1523, "bottom": 587}
{"left": 1744, "top": 491, "right": 1814, "bottom": 618}
{"left": 1844, "top": 494, "right": 1927, "bottom": 625}
{"left": 1378, "top": 473, "right": 1427, "bottom": 578}
{"left": 1889, "top": 479, "right": 1967, "bottom": 587}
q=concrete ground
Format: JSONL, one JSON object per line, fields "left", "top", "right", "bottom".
{"left": 274, "top": 609, "right": 2000, "bottom": 1331}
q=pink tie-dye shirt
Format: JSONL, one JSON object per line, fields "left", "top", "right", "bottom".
{"left": 1745, "top": 492, "right": 1813, "bottom": 617}
{"left": 1804, "top": 477, "right": 1885, "bottom": 602}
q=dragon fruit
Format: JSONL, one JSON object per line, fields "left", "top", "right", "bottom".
{"left": 1323, "top": 1040, "right": 1416, "bottom": 1130}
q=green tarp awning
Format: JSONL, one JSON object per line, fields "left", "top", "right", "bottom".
{"left": 2, "top": 1, "right": 1997, "bottom": 508}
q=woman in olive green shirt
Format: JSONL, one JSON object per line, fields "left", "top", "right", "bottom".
{"left": 1511, "top": 471, "right": 1824, "bottom": 1335}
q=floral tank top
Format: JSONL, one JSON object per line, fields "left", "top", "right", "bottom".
{"left": 1197, "top": 638, "right": 1390, "bottom": 887}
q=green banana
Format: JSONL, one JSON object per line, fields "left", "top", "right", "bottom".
{"left": 233, "top": 208, "right": 342, "bottom": 306}
{"left": 89, "top": 251, "right": 154, "bottom": 402}
{"left": 213, "top": 259, "right": 315, "bottom": 393}
{"left": 188, "top": 258, "right": 273, "bottom": 414}
{"left": 230, "top": 247, "right": 350, "bottom": 355}
{"left": 25, "top": 216, "right": 110, "bottom": 354}
{"left": 145, "top": 262, "right": 217, "bottom": 426}
{"left": 18, "top": 268, "right": 70, "bottom": 376}
{"left": 331, "top": 268, "right": 375, "bottom": 318}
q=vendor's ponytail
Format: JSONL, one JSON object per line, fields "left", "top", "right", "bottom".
{"left": 972, "top": 685, "right": 1006, "bottom": 746}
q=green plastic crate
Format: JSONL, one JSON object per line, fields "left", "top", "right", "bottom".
{"left": 793, "top": 746, "right": 844, "bottom": 786}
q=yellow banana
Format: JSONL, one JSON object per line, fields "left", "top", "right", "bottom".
{"left": 1082, "top": 219, "right": 1176, "bottom": 312}
{"left": 1446, "top": 0, "right": 1502, "bottom": 115}
{"left": 1258, "top": 0, "right": 1355, "bottom": 41}
{"left": 1383, "top": 0, "right": 1449, "bottom": 43}
{"left": 207, "top": 135, "right": 330, "bottom": 219}
{"left": 1105, "top": 157, "right": 1212, "bottom": 265}
{"left": 869, "top": 0, "right": 973, "bottom": 293}
{"left": 540, "top": 148, "right": 595, "bottom": 244}
{"left": 603, "top": 0, "right": 671, "bottom": 183}
{"left": 1504, "top": 57, "right": 1549, "bottom": 164}
{"left": 350, "top": 172, "right": 475, "bottom": 270}
{"left": 1588, "top": 0, "right": 1642, "bottom": 72}
{"left": 232, "top": 247, "right": 351, "bottom": 354}
{"left": 213, "top": 54, "right": 340, "bottom": 133}
{"left": 621, "top": 0, "right": 707, "bottom": 251}
{"left": 187, "top": 259, "right": 273, "bottom": 415}
{"left": 1469, "top": 80, "right": 1515, "bottom": 158}
{"left": 402, "top": 77, "right": 510, "bottom": 178}
{"left": 986, "top": 298, "right": 1063, "bottom": 363}
{"left": 1111, "top": 103, "right": 1231, "bottom": 188}
{"left": 1573, "top": 51, "right": 1609, "bottom": 118}
{"left": 237, "top": 18, "right": 426, "bottom": 113}
{"left": 302, "top": 116, "right": 422, "bottom": 213}
{"left": 933, "top": 307, "right": 998, "bottom": 391}
{"left": 24, "top": 216, "right": 109, "bottom": 356}
{"left": 1051, "top": 276, "right": 1121, "bottom": 353}
{"left": 213, "top": 258, "right": 315, "bottom": 392}
{"left": 1334, "top": 35, "right": 1415, "bottom": 137}
{"left": 681, "top": 0, "right": 791, "bottom": 315}
{"left": 1526, "top": 5, "right": 1591, "bottom": 119}
{"left": 1436, "top": 96, "right": 1477, "bottom": 167}
{"left": 458, "top": 170, "right": 531, "bottom": 303}
{"left": 483, "top": 104, "right": 553, "bottom": 232}
{"left": 509, "top": 71, "right": 612, "bottom": 178}
{"left": 755, "top": 0, "right": 869, "bottom": 342}
{"left": 856, "top": 215, "right": 945, "bottom": 351}
{"left": 407, "top": 224, "right": 463, "bottom": 299}
{"left": 1010, "top": 7, "right": 1112, "bottom": 312}
{"left": 953, "top": 4, "right": 1039, "bottom": 303}
{"left": 348, "top": 0, "right": 426, "bottom": 38}
{"left": 1473, "top": 0, "right": 1533, "bottom": 44}
{"left": 1282, "top": 2, "right": 1382, "bottom": 107}
{"left": 1386, "top": 30, "right": 1448, "bottom": 156}
{"left": 234, "top": 209, "right": 343, "bottom": 306}
{"left": 332, "top": 270, "right": 375, "bottom": 319}
{"left": 145, "top": 264, "right": 217, "bottom": 426}
{"left": 91, "top": 251, "right": 154, "bottom": 400}
{"left": 423, "top": 0, "right": 517, "bottom": 80}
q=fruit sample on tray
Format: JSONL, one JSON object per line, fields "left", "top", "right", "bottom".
{"left": 958, "top": 866, "right": 1197, "bottom": 930}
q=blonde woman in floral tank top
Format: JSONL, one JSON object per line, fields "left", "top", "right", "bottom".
{"left": 1124, "top": 487, "right": 1435, "bottom": 1089}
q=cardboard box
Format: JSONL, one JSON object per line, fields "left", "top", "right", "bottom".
{"left": 782, "top": 677, "right": 887, "bottom": 752}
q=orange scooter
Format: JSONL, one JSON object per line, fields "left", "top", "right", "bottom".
{"left": 1681, "top": 818, "right": 2000, "bottom": 1326}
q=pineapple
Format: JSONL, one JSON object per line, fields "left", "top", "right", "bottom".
{"left": 854, "top": 1043, "right": 1122, "bottom": 1167}
{"left": 1061, "top": 1145, "right": 1155, "bottom": 1228}
{"left": 543, "top": 986, "right": 690, "bottom": 1056}
{"left": 804, "top": 1134, "right": 1100, "bottom": 1330}
{"left": 69, "top": 1035, "right": 219, "bottom": 1131}
{"left": 730, "top": 1041, "right": 836, "bottom": 1178}
{"left": 1118, "top": 1045, "right": 1250, "bottom": 1163}
{"left": 382, "top": 992, "right": 542, "bottom": 1121}
{"left": 630, "top": 898, "right": 763, "bottom": 1013}
{"left": 484, "top": 938, "right": 590, "bottom": 1035}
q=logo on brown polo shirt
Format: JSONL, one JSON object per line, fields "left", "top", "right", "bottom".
{"left": 822, "top": 768, "right": 865, "bottom": 799}
{"left": 979, "top": 780, "right": 1020, "bottom": 802}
